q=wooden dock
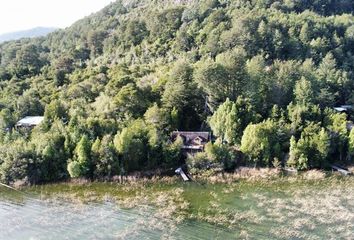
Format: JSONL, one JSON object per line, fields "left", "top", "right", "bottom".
{"left": 175, "top": 167, "right": 190, "bottom": 181}
{"left": 331, "top": 165, "right": 352, "bottom": 176}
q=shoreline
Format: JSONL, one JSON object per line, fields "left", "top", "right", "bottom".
{"left": 8, "top": 167, "right": 351, "bottom": 189}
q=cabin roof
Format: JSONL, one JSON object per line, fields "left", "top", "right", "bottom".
{"left": 16, "top": 116, "right": 44, "bottom": 127}
{"left": 334, "top": 105, "right": 353, "bottom": 112}
{"left": 171, "top": 131, "right": 210, "bottom": 141}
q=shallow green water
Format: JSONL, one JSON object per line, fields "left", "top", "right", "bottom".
{"left": 0, "top": 177, "right": 353, "bottom": 239}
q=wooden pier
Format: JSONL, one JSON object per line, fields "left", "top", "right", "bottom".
{"left": 331, "top": 165, "right": 352, "bottom": 176}
{"left": 175, "top": 167, "right": 190, "bottom": 181}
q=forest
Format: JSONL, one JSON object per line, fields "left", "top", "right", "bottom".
{"left": 1, "top": 0, "right": 354, "bottom": 184}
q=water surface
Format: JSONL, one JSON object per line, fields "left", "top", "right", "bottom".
{"left": 0, "top": 177, "right": 353, "bottom": 239}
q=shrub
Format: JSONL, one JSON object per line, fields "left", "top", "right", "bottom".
{"left": 163, "top": 135, "right": 183, "bottom": 168}
{"left": 187, "top": 152, "right": 222, "bottom": 174}
{"left": 67, "top": 161, "right": 82, "bottom": 178}
{"left": 241, "top": 120, "right": 289, "bottom": 167}
{"left": 288, "top": 123, "right": 330, "bottom": 170}
{"left": 187, "top": 141, "right": 240, "bottom": 173}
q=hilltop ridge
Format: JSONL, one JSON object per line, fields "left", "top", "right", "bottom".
{"left": 0, "top": 27, "right": 57, "bottom": 43}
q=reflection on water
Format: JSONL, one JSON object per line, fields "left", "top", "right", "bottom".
{"left": 0, "top": 187, "right": 234, "bottom": 240}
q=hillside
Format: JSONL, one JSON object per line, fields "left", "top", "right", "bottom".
{"left": 0, "top": 0, "right": 354, "bottom": 184}
{"left": 0, "top": 27, "right": 57, "bottom": 43}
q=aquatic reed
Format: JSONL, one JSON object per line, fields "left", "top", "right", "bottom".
{"left": 17, "top": 171, "right": 353, "bottom": 239}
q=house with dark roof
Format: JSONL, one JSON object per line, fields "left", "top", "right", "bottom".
{"left": 171, "top": 131, "right": 211, "bottom": 155}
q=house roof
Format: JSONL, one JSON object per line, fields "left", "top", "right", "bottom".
{"left": 16, "top": 116, "right": 44, "bottom": 127}
{"left": 172, "top": 131, "right": 211, "bottom": 149}
{"left": 340, "top": 105, "right": 353, "bottom": 109}
{"left": 334, "top": 107, "right": 347, "bottom": 112}
{"left": 334, "top": 105, "right": 353, "bottom": 112}
{"left": 172, "top": 131, "right": 210, "bottom": 141}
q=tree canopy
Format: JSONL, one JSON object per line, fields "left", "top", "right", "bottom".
{"left": 1, "top": 0, "right": 354, "bottom": 183}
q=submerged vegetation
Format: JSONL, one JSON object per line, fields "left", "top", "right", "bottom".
{"left": 2, "top": 173, "right": 348, "bottom": 239}
{"left": 1, "top": 0, "right": 354, "bottom": 183}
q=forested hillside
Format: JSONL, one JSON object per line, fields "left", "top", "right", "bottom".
{"left": 1, "top": 0, "right": 354, "bottom": 184}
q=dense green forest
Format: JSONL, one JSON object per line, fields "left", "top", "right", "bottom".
{"left": 1, "top": 0, "right": 354, "bottom": 184}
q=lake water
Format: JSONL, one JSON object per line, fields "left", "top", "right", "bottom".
{"left": 0, "top": 176, "right": 353, "bottom": 239}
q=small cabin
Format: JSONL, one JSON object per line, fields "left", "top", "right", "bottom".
{"left": 171, "top": 131, "right": 211, "bottom": 156}
{"left": 16, "top": 116, "right": 44, "bottom": 129}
